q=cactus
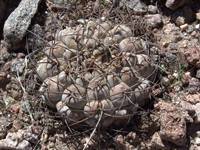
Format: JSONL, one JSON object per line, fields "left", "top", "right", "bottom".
{"left": 35, "top": 15, "right": 157, "bottom": 127}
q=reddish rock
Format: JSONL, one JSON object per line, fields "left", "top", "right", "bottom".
{"left": 181, "top": 72, "right": 192, "bottom": 85}
{"left": 150, "top": 132, "right": 171, "bottom": 150}
{"left": 178, "top": 101, "right": 196, "bottom": 123}
{"left": 186, "top": 94, "right": 200, "bottom": 104}
{"left": 1, "top": 61, "right": 11, "bottom": 72}
{"left": 17, "top": 53, "right": 25, "bottom": 58}
{"left": 169, "top": 92, "right": 178, "bottom": 101}
{"left": 184, "top": 47, "right": 200, "bottom": 68}
{"left": 179, "top": 101, "right": 196, "bottom": 113}
{"left": 191, "top": 31, "right": 197, "bottom": 36}
{"left": 10, "top": 104, "right": 20, "bottom": 114}
{"left": 150, "top": 132, "right": 165, "bottom": 149}
{"left": 41, "top": 145, "right": 48, "bottom": 150}
{"left": 158, "top": 101, "right": 187, "bottom": 146}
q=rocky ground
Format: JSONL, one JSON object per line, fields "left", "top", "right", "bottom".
{"left": 0, "top": 0, "right": 200, "bottom": 149}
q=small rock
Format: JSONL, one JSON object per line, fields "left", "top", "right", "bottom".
{"left": 165, "top": 0, "right": 186, "bottom": 10}
{"left": 119, "top": 0, "right": 147, "bottom": 14}
{"left": 181, "top": 72, "right": 192, "bottom": 85}
{"left": 190, "top": 145, "right": 199, "bottom": 150}
{"left": 16, "top": 140, "right": 31, "bottom": 150}
{"left": 195, "top": 137, "right": 200, "bottom": 145}
{"left": 178, "top": 100, "right": 196, "bottom": 123}
{"left": 181, "top": 40, "right": 188, "bottom": 48}
{"left": 172, "top": 10, "right": 185, "bottom": 26}
{"left": 158, "top": 101, "right": 187, "bottom": 146}
{"left": 152, "top": 87, "right": 162, "bottom": 96}
{"left": 144, "top": 14, "right": 162, "bottom": 28}
{"left": 162, "top": 40, "right": 170, "bottom": 47}
{"left": 10, "top": 58, "right": 26, "bottom": 74}
{"left": 3, "top": 95, "right": 15, "bottom": 108}
{"left": 0, "top": 47, "right": 10, "bottom": 61}
{"left": 41, "top": 145, "right": 48, "bottom": 150}
{"left": 27, "top": 24, "right": 45, "bottom": 49}
{"left": 0, "top": 117, "right": 9, "bottom": 127}
{"left": 180, "top": 24, "right": 188, "bottom": 31}
{"left": 174, "top": 35, "right": 183, "bottom": 42}
{"left": 161, "top": 76, "right": 170, "bottom": 86}
{"left": 179, "top": 101, "right": 196, "bottom": 114}
{"left": 13, "top": 120, "right": 24, "bottom": 131}
{"left": 0, "top": 117, "right": 8, "bottom": 140}
{"left": 10, "top": 104, "right": 20, "bottom": 114}
{"left": 186, "top": 94, "right": 200, "bottom": 104}
{"left": 195, "top": 24, "right": 200, "bottom": 30}
{"left": 197, "top": 69, "right": 200, "bottom": 78}
{"left": 187, "top": 78, "right": 200, "bottom": 93}
{"left": 23, "top": 132, "right": 38, "bottom": 144}
{"left": 45, "top": 33, "right": 54, "bottom": 41}
{"left": 116, "top": 134, "right": 124, "bottom": 143}
{"left": 169, "top": 42, "right": 179, "bottom": 50}
{"left": 3, "top": 0, "right": 41, "bottom": 50}
{"left": 125, "top": 132, "right": 139, "bottom": 143}
{"left": 191, "top": 31, "right": 197, "bottom": 36}
{"left": 197, "top": 131, "right": 200, "bottom": 138}
{"left": 0, "top": 126, "right": 7, "bottom": 140}
{"left": 176, "top": 16, "right": 185, "bottom": 26}
{"left": 10, "top": 89, "right": 23, "bottom": 100}
{"left": 196, "top": 13, "right": 200, "bottom": 21}
{"left": 186, "top": 26, "right": 194, "bottom": 34}
{"left": 1, "top": 61, "right": 11, "bottom": 72}
{"left": 0, "top": 134, "right": 18, "bottom": 149}
{"left": 148, "top": 5, "right": 157, "bottom": 14}
{"left": 32, "top": 125, "right": 43, "bottom": 135}
{"left": 164, "top": 29, "right": 171, "bottom": 34}
{"left": 195, "top": 103, "right": 200, "bottom": 123}
{"left": 115, "top": 134, "right": 125, "bottom": 148}
{"left": 150, "top": 132, "right": 166, "bottom": 149}
{"left": 184, "top": 47, "right": 200, "bottom": 68}
{"left": 0, "top": 130, "right": 31, "bottom": 150}
{"left": 17, "top": 53, "right": 26, "bottom": 58}
{"left": 177, "top": 51, "right": 188, "bottom": 67}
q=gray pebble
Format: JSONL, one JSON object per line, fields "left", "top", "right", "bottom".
{"left": 148, "top": 5, "right": 157, "bottom": 14}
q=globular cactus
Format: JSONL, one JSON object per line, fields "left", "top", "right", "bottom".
{"left": 36, "top": 17, "right": 156, "bottom": 127}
